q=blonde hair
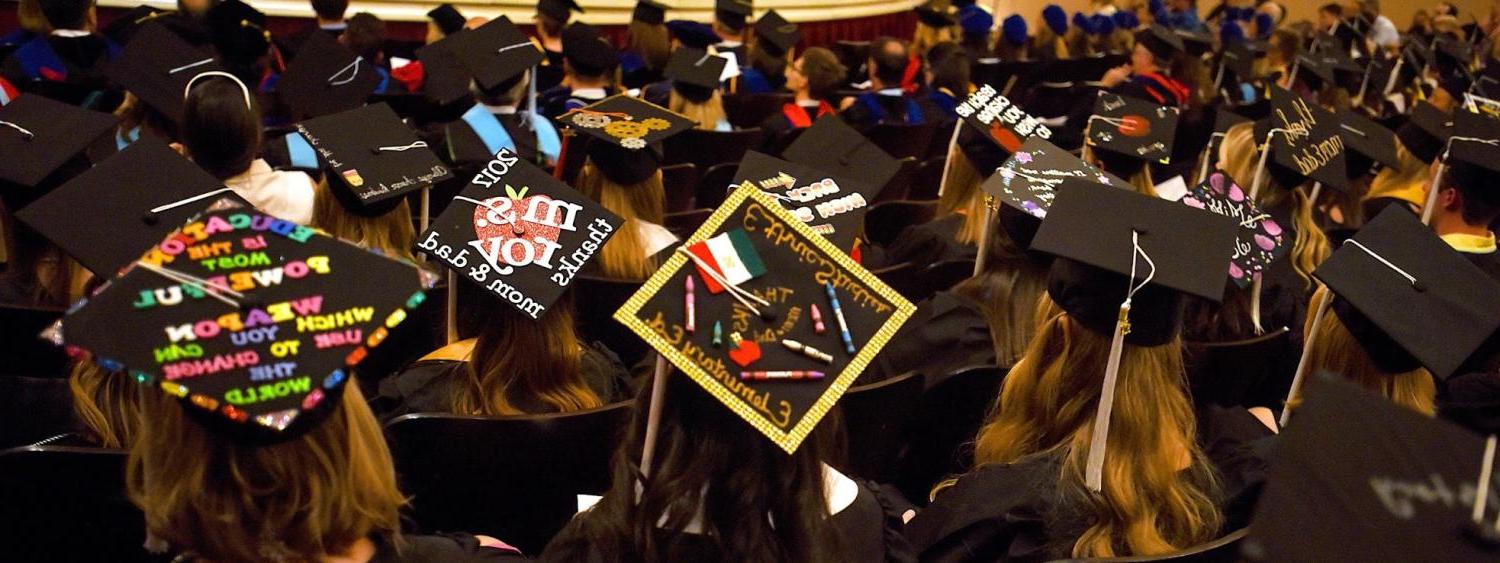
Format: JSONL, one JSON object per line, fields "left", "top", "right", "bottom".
{"left": 913, "top": 22, "right": 954, "bottom": 57}
{"left": 937, "top": 148, "right": 989, "bottom": 246}
{"left": 68, "top": 359, "right": 142, "bottom": 449}
{"left": 1083, "top": 144, "right": 1157, "bottom": 197}
{"left": 311, "top": 179, "right": 416, "bottom": 261}
{"left": 1288, "top": 286, "right": 1437, "bottom": 415}
{"left": 1220, "top": 122, "right": 1329, "bottom": 287}
{"left": 668, "top": 89, "right": 728, "bottom": 131}
{"left": 451, "top": 296, "right": 604, "bottom": 415}
{"left": 1031, "top": 25, "right": 1069, "bottom": 59}
{"left": 1365, "top": 142, "right": 1429, "bottom": 210}
{"left": 127, "top": 384, "right": 406, "bottom": 561}
{"left": 971, "top": 296, "right": 1223, "bottom": 558}
{"left": 576, "top": 161, "right": 665, "bottom": 280}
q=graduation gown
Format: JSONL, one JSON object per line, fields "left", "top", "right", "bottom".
{"left": 1459, "top": 248, "right": 1500, "bottom": 283}
{"left": 882, "top": 214, "right": 979, "bottom": 270}
{"left": 863, "top": 291, "right": 996, "bottom": 387}
{"left": 840, "top": 89, "right": 946, "bottom": 130}
{"left": 1, "top": 33, "right": 118, "bottom": 90}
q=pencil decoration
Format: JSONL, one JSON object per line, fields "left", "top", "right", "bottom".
{"left": 810, "top": 303, "right": 826, "bottom": 334}
{"left": 685, "top": 275, "right": 696, "bottom": 334}
{"left": 740, "top": 370, "right": 825, "bottom": 381}
{"left": 782, "top": 339, "right": 833, "bottom": 364}
{"left": 824, "top": 282, "right": 855, "bottom": 355}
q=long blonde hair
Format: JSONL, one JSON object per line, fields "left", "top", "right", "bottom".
{"left": 668, "top": 89, "right": 728, "bottom": 131}
{"left": 68, "top": 359, "right": 142, "bottom": 449}
{"left": 451, "top": 295, "right": 604, "bottom": 416}
{"left": 1365, "top": 142, "right": 1429, "bottom": 210}
{"left": 1220, "top": 122, "right": 1329, "bottom": 286}
{"left": 1288, "top": 286, "right": 1437, "bottom": 415}
{"left": 937, "top": 148, "right": 990, "bottom": 246}
{"left": 311, "top": 179, "right": 416, "bottom": 261}
{"left": 971, "top": 296, "right": 1223, "bottom": 559}
{"left": 576, "top": 161, "right": 666, "bottom": 280}
{"left": 127, "top": 383, "right": 406, "bottom": 561}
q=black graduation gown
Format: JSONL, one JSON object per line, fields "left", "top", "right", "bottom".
{"left": 882, "top": 214, "right": 978, "bottom": 270}
{"left": 1461, "top": 249, "right": 1500, "bottom": 284}
{"left": 863, "top": 291, "right": 996, "bottom": 387}
{"left": 839, "top": 90, "right": 947, "bottom": 130}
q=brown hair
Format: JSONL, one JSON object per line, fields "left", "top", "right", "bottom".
{"left": 451, "top": 295, "right": 604, "bottom": 415}
{"left": 182, "top": 76, "right": 262, "bottom": 180}
{"left": 342, "top": 12, "right": 386, "bottom": 61}
{"left": 1220, "top": 122, "right": 1329, "bottom": 287}
{"left": 127, "top": 383, "right": 406, "bottom": 561}
{"left": 798, "top": 47, "right": 847, "bottom": 101}
{"left": 576, "top": 161, "right": 665, "bottom": 280}
{"left": 1288, "top": 287, "right": 1437, "bottom": 415}
{"left": 668, "top": 88, "right": 728, "bottom": 131}
{"left": 951, "top": 224, "right": 1049, "bottom": 366}
{"left": 627, "top": 21, "right": 671, "bottom": 71}
{"left": 310, "top": 179, "right": 416, "bottom": 261}
{"left": 68, "top": 359, "right": 143, "bottom": 449}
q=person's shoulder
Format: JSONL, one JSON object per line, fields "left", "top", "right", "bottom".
{"left": 904, "top": 454, "right": 1062, "bottom": 559}
{"left": 371, "top": 533, "right": 527, "bottom": 563}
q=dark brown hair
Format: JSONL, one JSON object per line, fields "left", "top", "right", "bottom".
{"left": 181, "top": 77, "right": 262, "bottom": 180}
{"left": 451, "top": 293, "right": 604, "bottom": 416}
{"left": 799, "top": 47, "right": 846, "bottom": 101}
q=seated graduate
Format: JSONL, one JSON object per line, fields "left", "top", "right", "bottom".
{"left": 533, "top": 0, "right": 582, "bottom": 91}
{"left": 912, "top": 3, "right": 956, "bottom": 58}
{"left": 1362, "top": 103, "right": 1444, "bottom": 220}
{"left": 882, "top": 123, "right": 1004, "bottom": 268}
{"left": 1427, "top": 116, "right": 1500, "bottom": 281}
{"left": 840, "top": 36, "right": 945, "bottom": 129}
{"left": 538, "top": 23, "right": 619, "bottom": 118}
{"left": 178, "top": 72, "right": 317, "bottom": 224}
{"left": 1, "top": 0, "right": 116, "bottom": 92}
{"left": 620, "top": 1, "right": 670, "bottom": 90}
{"left": 425, "top": 3, "right": 466, "bottom": 44}
{"left": 278, "top": 0, "right": 349, "bottom": 60}
{"left": 89, "top": 22, "right": 212, "bottom": 160}
{"left": 340, "top": 13, "right": 407, "bottom": 95}
{"left": 660, "top": 47, "right": 731, "bottom": 131}
{"left": 993, "top": 14, "right": 1031, "bottom": 61}
{"left": 1031, "top": 4, "right": 1071, "bottom": 60}
{"left": 542, "top": 370, "right": 914, "bottom": 561}
{"left": 738, "top": 10, "right": 798, "bottom": 94}
{"left": 757, "top": 46, "right": 845, "bottom": 137}
{"left": 710, "top": 0, "right": 752, "bottom": 64}
{"left": 906, "top": 184, "right": 1270, "bottom": 561}
{"left": 923, "top": 41, "right": 969, "bottom": 118}
{"left": 955, "top": 3, "right": 993, "bottom": 62}
{"left": 1098, "top": 24, "right": 1194, "bottom": 108}
{"left": 1079, "top": 93, "right": 1178, "bottom": 197}
{"left": 204, "top": 0, "right": 281, "bottom": 93}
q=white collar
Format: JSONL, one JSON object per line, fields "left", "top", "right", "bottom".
{"left": 483, "top": 103, "right": 519, "bottom": 115}
{"left": 578, "top": 464, "right": 860, "bottom": 534}
{"left": 716, "top": 40, "right": 744, "bottom": 48}
{"left": 319, "top": 22, "right": 347, "bottom": 31}
{"left": 797, "top": 100, "right": 823, "bottom": 108}
{"left": 876, "top": 88, "right": 904, "bottom": 96}
{"left": 50, "top": 29, "right": 92, "bottom": 38}
{"left": 572, "top": 87, "right": 608, "bottom": 99}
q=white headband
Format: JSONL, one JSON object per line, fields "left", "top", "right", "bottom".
{"left": 182, "top": 71, "right": 254, "bottom": 110}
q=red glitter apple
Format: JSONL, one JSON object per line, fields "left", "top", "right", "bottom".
{"left": 472, "top": 185, "right": 563, "bottom": 265}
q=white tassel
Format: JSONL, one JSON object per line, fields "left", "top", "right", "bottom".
{"left": 1086, "top": 302, "right": 1130, "bottom": 493}
{"left": 1422, "top": 160, "right": 1445, "bottom": 226}
{"left": 1281, "top": 286, "right": 1332, "bottom": 427}
{"left": 1249, "top": 277, "right": 1264, "bottom": 334}
{"left": 1473, "top": 436, "right": 1497, "bottom": 524}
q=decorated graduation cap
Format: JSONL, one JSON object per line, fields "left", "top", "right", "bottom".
{"left": 1031, "top": 180, "right": 1237, "bottom": 491}
{"left": 715, "top": 0, "right": 753, "bottom": 31}
{"left": 14, "top": 139, "right": 245, "bottom": 277}
{"left": 1087, "top": 91, "right": 1180, "bottom": 163}
{"left": 417, "top": 148, "right": 623, "bottom": 318}
{"left": 755, "top": 10, "right": 800, "bottom": 56}
{"left": 560, "top": 94, "right": 695, "bottom": 185}
{"left": 105, "top": 23, "right": 223, "bottom": 123}
{"left": 614, "top": 184, "right": 915, "bottom": 453}
{"left": 667, "top": 20, "right": 719, "bottom": 50}
{"left": 1261, "top": 85, "right": 1348, "bottom": 191}
{"left": 61, "top": 198, "right": 435, "bottom": 442}
{"left": 1136, "top": 24, "right": 1185, "bottom": 60}
{"left": 427, "top": 3, "right": 467, "bottom": 36}
{"left": 1245, "top": 375, "right": 1500, "bottom": 562}
{"left": 1178, "top": 170, "right": 1286, "bottom": 288}
{"left": 915, "top": 5, "right": 956, "bottom": 28}
{"left": 982, "top": 135, "right": 1130, "bottom": 220}
{"left": 562, "top": 23, "right": 620, "bottom": 73}
{"left": 780, "top": 115, "right": 902, "bottom": 206}
{"left": 633, "top": 0, "right": 669, "bottom": 25}
{"left": 954, "top": 82, "right": 1054, "bottom": 154}
{"left": 0, "top": 94, "right": 116, "bottom": 206}
{"left": 438, "top": 15, "right": 541, "bottom": 92}
{"left": 732, "top": 150, "right": 876, "bottom": 251}
{"left": 277, "top": 31, "right": 381, "bottom": 118}
{"left": 664, "top": 47, "right": 727, "bottom": 102}
{"left": 1335, "top": 108, "right": 1401, "bottom": 177}
{"left": 293, "top": 103, "right": 454, "bottom": 215}
{"left": 537, "top": 0, "right": 583, "bottom": 22}
{"left": 1395, "top": 101, "right": 1452, "bottom": 164}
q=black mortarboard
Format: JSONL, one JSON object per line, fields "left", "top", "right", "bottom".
{"left": 1244, "top": 375, "right": 1500, "bottom": 562}
{"left": 1336, "top": 108, "right": 1401, "bottom": 172}
{"left": 1442, "top": 110, "right": 1500, "bottom": 207}
{"left": 100, "top": 4, "right": 168, "bottom": 45}
{"left": 1178, "top": 170, "right": 1287, "bottom": 288}
{"left": 415, "top": 42, "right": 474, "bottom": 107}
{"left": 633, "top": 0, "right": 668, "bottom": 25}
{"left": 1475, "top": 62, "right": 1500, "bottom": 98}
{"left": 105, "top": 23, "right": 223, "bottom": 122}
{"left": 417, "top": 148, "right": 622, "bottom": 318}
{"left": 294, "top": 103, "right": 454, "bottom": 215}
{"left": 15, "top": 139, "right": 243, "bottom": 277}
{"left": 1293, "top": 52, "right": 1336, "bottom": 86}
{"left": 1264, "top": 86, "right": 1348, "bottom": 191}
{"left": 1402, "top": 38, "right": 1433, "bottom": 74}
{"left": 664, "top": 47, "right": 727, "bottom": 101}
{"left": 732, "top": 150, "right": 874, "bottom": 250}
{"left": 1222, "top": 39, "right": 1262, "bottom": 79}
{"left": 715, "top": 0, "right": 752, "bottom": 31}
{"left": 537, "top": 0, "right": 583, "bottom": 23}
{"left": 0, "top": 94, "right": 116, "bottom": 205}
{"left": 1174, "top": 27, "right": 1214, "bottom": 57}
{"left": 614, "top": 185, "right": 915, "bottom": 453}
{"left": 1086, "top": 92, "right": 1180, "bottom": 163}
{"left": 1206, "top": 108, "right": 1251, "bottom": 162}
{"left": 206, "top": 0, "right": 270, "bottom": 66}
{"left": 1315, "top": 207, "right": 1500, "bottom": 378}
{"left": 1433, "top": 34, "right": 1473, "bottom": 76}
{"left": 1034, "top": 181, "right": 1237, "bottom": 345}
{"left": 561, "top": 95, "right": 695, "bottom": 185}
{"left": 1137, "top": 24, "right": 1185, "bottom": 61}
{"left": 781, "top": 115, "right": 902, "bottom": 205}
{"left": 439, "top": 15, "right": 542, "bottom": 92}
{"left": 667, "top": 20, "right": 719, "bottom": 50}
{"left": 754, "top": 10, "right": 800, "bottom": 56}
{"left": 957, "top": 125, "right": 1010, "bottom": 175}
{"left": 562, "top": 23, "right": 620, "bottom": 73}
{"left": 915, "top": 5, "right": 956, "bottom": 28}
{"left": 277, "top": 31, "right": 381, "bottom": 119}
{"left": 62, "top": 199, "right": 434, "bottom": 443}
{"left": 1395, "top": 101, "right": 1451, "bottom": 164}
{"left": 427, "top": 4, "right": 467, "bottom": 36}
{"left": 982, "top": 135, "right": 1130, "bottom": 219}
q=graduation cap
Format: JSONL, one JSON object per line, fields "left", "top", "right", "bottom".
{"left": 1263, "top": 85, "right": 1348, "bottom": 190}
{"left": 715, "top": 0, "right": 752, "bottom": 31}
{"left": 104, "top": 23, "right": 223, "bottom": 123}
{"left": 780, "top": 115, "right": 902, "bottom": 206}
{"left": 1137, "top": 24, "right": 1186, "bottom": 60}
{"left": 1245, "top": 375, "right": 1500, "bottom": 562}
{"left": 915, "top": 5, "right": 956, "bottom": 28}
{"left": 954, "top": 83, "right": 1053, "bottom": 155}
{"left": 732, "top": 150, "right": 875, "bottom": 250}
{"left": 206, "top": 0, "right": 271, "bottom": 66}
{"left": 100, "top": 4, "right": 168, "bottom": 45}
{"left": 664, "top": 47, "right": 727, "bottom": 101}
{"left": 1222, "top": 38, "right": 1263, "bottom": 79}
{"left": 633, "top": 0, "right": 668, "bottom": 25}
{"left": 537, "top": 0, "right": 583, "bottom": 23}
{"left": 755, "top": 10, "right": 800, "bottom": 56}
{"left": 1434, "top": 34, "right": 1474, "bottom": 75}
{"left": 1402, "top": 39, "right": 1433, "bottom": 75}
{"left": 562, "top": 23, "right": 619, "bottom": 73}
{"left": 1174, "top": 27, "right": 1215, "bottom": 57}
{"left": 414, "top": 42, "right": 474, "bottom": 107}
{"left": 560, "top": 94, "right": 695, "bottom": 185}
{"left": 614, "top": 185, "right": 915, "bottom": 453}
{"left": 1336, "top": 108, "right": 1401, "bottom": 176}
{"left": 1086, "top": 92, "right": 1180, "bottom": 163}
{"left": 1031, "top": 181, "right": 1236, "bottom": 491}
{"left": 1395, "top": 102, "right": 1452, "bottom": 164}
{"left": 438, "top": 16, "right": 542, "bottom": 92}
{"left": 1178, "top": 170, "right": 1287, "bottom": 288}
{"left": 1312, "top": 207, "right": 1500, "bottom": 378}
{"left": 293, "top": 103, "right": 454, "bottom": 214}
{"left": 982, "top": 135, "right": 1130, "bottom": 219}
{"left": 14, "top": 139, "right": 248, "bottom": 277}
{"left": 427, "top": 3, "right": 467, "bottom": 36}
{"left": 667, "top": 20, "right": 719, "bottom": 50}
{"left": 1443, "top": 110, "right": 1500, "bottom": 204}
{"left": 417, "top": 147, "right": 623, "bottom": 318}
{"left": 277, "top": 31, "right": 381, "bottom": 119}
{"left": 0, "top": 94, "right": 116, "bottom": 207}
{"left": 61, "top": 198, "right": 435, "bottom": 443}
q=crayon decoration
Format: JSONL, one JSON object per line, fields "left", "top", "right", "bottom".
{"left": 712, "top": 320, "right": 723, "bottom": 347}
{"left": 824, "top": 282, "right": 856, "bottom": 355}
{"left": 810, "top": 303, "right": 826, "bottom": 334}
{"left": 740, "top": 371, "right": 825, "bottom": 381}
{"left": 685, "top": 275, "right": 696, "bottom": 334}
{"left": 782, "top": 339, "right": 833, "bottom": 364}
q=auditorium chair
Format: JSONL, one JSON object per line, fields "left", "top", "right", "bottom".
{"left": 695, "top": 162, "right": 740, "bottom": 209}
{"left": 1184, "top": 327, "right": 1294, "bottom": 412}
{"left": 896, "top": 364, "right": 1006, "bottom": 505}
{"left": 0, "top": 304, "right": 69, "bottom": 379}
{"left": 910, "top": 156, "right": 947, "bottom": 201}
{"left": 725, "top": 92, "right": 794, "bottom": 129}
{"left": 572, "top": 276, "right": 650, "bottom": 368}
{"left": 873, "top": 157, "right": 918, "bottom": 204}
{"left": 0, "top": 445, "right": 151, "bottom": 561}
{"left": 661, "top": 128, "right": 766, "bottom": 168}
{"left": 865, "top": 122, "right": 939, "bottom": 161}
{"left": 838, "top": 371, "right": 923, "bottom": 483}
{"left": 665, "top": 209, "right": 714, "bottom": 240}
{"left": 0, "top": 376, "right": 79, "bottom": 450}
{"left": 1046, "top": 528, "right": 1249, "bottom": 563}
{"left": 863, "top": 200, "right": 938, "bottom": 248}
{"left": 385, "top": 401, "right": 633, "bottom": 555}
{"left": 660, "top": 163, "right": 700, "bottom": 213}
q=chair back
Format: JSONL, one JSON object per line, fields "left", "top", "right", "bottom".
{"left": 896, "top": 364, "right": 1006, "bottom": 504}
{"left": 866, "top": 122, "right": 939, "bottom": 160}
{"left": 911, "top": 156, "right": 946, "bottom": 201}
{"left": 660, "top": 163, "right": 700, "bottom": 213}
{"left": 661, "top": 128, "right": 766, "bottom": 168}
{"left": 1184, "top": 328, "right": 1294, "bottom": 410}
{"left": 725, "top": 93, "right": 794, "bottom": 129}
{"left": 695, "top": 162, "right": 740, "bottom": 209}
{"left": 1045, "top": 529, "right": 1250, "bottom": 562}
{"left": 839, "top": 372, "right": 923, "bottom": 483}
{"left": 863, "top": 200, "right": 938, "bottom": 248}
{"left": 573, "top": 276, "right": 651, "bottom": 367}
{"left": 385, "top": 401, "right": 634, "bottom": 555}
{"left": 0, "top": 304, "right": 69, "bottom": 378}
{"left": 0, "top": 445, "right": 151, "bottom": 561}
{"left": 0, "top": 376, "right": 83, "bottom": 450}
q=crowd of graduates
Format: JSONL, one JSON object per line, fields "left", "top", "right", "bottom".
{"left": 3, "top": 0, "right": 1500, "bottom": 561}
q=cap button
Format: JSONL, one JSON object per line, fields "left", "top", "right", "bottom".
{"left": 141, "top": 211, "right": 160, "bottom": 225}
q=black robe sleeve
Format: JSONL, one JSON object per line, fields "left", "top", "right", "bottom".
{"left": 903, "top": 458, "right": 1060, "bottom": 563}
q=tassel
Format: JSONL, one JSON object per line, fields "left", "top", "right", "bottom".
{"left": 1280, "top": 285, "right": 1332, "bottom": 427}
{"left": 1085, "top": 302, "right": 1131, "bottom": 492}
